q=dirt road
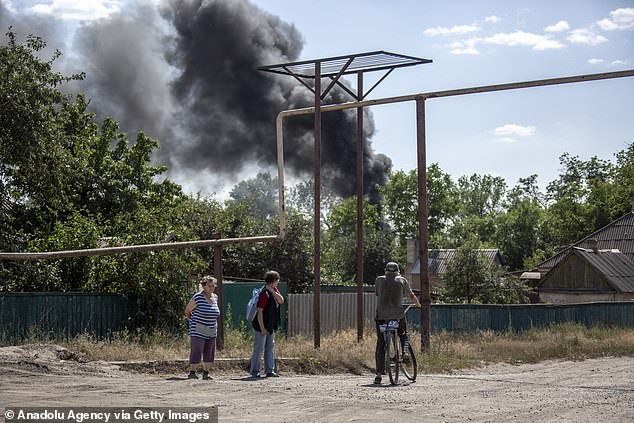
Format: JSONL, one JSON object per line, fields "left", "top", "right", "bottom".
{"left": 0, "top": 345, "right": 632, "bottom": 422}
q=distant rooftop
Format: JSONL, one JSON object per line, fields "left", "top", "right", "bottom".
{"left": 411, "top": 249, "right": 503, "bottom": 275}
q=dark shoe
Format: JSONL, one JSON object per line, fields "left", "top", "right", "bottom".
{"left": 202, "top": 371, "right": 212, "bottom": 380}
{"left": 187, "top": 371, "right": 198, "bottom": 379}
{"left": 249, "top": 373, "right": 260, "bottom": 379}
{"left": 265, "top": 372, "right": 280, "bottom": 378}
{"left": 373, "top": 375, "right": 382, "bottom": 384}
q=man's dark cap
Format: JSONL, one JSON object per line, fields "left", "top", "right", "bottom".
{"left": 385, "top": 262, "right": 399, "bottom": 272}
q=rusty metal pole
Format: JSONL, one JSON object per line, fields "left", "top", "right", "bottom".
{"left": 314, "top": 61, "right": 322, "bottom": 349}
{"left": 356, "top": 71, "right": 364, "bottom": 341}
{"left": 416, "top": 98, "right": 431, "bottom": 351}
{"left": 213, "top": 233, "right": 224, "bottom": 350}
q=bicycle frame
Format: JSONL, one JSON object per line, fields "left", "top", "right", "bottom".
{"left": 378, "top": 304, "right": 417, "bottom": 385}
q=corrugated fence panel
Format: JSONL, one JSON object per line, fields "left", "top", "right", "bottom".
{"left": 0, "top": 293, "right": 134, "bottom": 342}
{"left": 433, "top": 302, "right": 634, "bottom": 333}
{"left": 288, "top": 300, "right": 634, "bottom": 336}
{"left": 287, "top": 293, "right": 378, "bottom": 336}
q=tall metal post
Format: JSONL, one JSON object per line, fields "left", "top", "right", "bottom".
{"left": 313, "top": 62, "right": 322, "bottom": 349}
{"left": 257, "top": 51, "right": 435, "bottom": 350}
{"left": 213, "top": 233, "right": 224, "bottom": 350}
{"left": 416, "top": 98, "right": 431, "bottom": 350}
{"left": 356, "top": 71, "right": 364, "bottom": 341}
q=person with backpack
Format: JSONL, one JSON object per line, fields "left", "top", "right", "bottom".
{"left": 185, "top": 275, "right": 220, "bottom": 380}
{"left": 249, "top": 270, "right": 284, "bottom": 378}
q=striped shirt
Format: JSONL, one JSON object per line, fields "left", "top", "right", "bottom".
{"left": 188, "top": 292, "right": 220, "bottom": 339}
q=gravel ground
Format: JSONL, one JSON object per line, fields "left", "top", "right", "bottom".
{"left": 0, "top": 345, "right": 632, "bottom": 422}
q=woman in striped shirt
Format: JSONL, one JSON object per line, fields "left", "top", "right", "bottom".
{"left": 185, "top": 275, "right": 220, "bottom": 380}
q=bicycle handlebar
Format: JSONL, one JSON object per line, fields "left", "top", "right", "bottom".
{"left": 402, "top": 303, "right": 421, "bottom": 314}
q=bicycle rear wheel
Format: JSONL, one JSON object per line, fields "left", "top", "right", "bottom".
{"left": 386, "top": 331, "right": 400, "bottom": 385}
{"left": 400, "top": 336, "right": 417, "bottom": 382}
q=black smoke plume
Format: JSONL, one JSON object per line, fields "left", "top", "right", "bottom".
{"left": 7, "top": 0, "right": 392, "bottom": 198}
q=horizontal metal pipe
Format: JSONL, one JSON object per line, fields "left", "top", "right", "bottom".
{"left": 277, "top": 69, "right": 634, "bottom": 118}
{"left": 0, "top": 235, "right": 280, "bottom": 261}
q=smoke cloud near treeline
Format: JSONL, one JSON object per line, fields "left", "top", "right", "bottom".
{"left": 1, "top": 0, "right": 392, "bottom": 199}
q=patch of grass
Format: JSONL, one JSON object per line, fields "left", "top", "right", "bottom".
{"left": 7, "top": 323, "right": 634, "bottom": 374}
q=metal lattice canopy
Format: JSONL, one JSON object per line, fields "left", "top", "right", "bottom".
{"left": 258, "top": 50, "right": 432, "bottom": 100}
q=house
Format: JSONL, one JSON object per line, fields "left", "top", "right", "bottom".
{"left": 538, "top": 244, "right": 634, "bottom": 304}
{"left": 405, "top": 239, "right": 505, "bottom": 291}
{"left": 534, "top": 211, "right": 634, "bottom": 278}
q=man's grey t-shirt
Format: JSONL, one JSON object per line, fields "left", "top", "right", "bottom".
{"left": 375, "top": 272, "right": 411, "bottom": 320}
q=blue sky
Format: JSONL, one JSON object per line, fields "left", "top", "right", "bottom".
{"left": 250, "top": 0, "right": 634, "bottom": 191}
{"left": 3, "top": 0, "right": 634, "bottom": 194}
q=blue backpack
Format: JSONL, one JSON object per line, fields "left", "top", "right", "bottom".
{"left": 246, "top": 285, "right": 266, "bottom": 322}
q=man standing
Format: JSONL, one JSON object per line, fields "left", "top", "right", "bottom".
{"left": 374, "top": 262, "right": 421, "bottom": 384}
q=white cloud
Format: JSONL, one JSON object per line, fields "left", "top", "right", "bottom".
{"left": 484, "top": 31, "right": 565, "bottom": 50}
{"left": 597, "top": 7, "right": 634, "bottom": 31}
{"left": 28, "top": 0, "right": 121, "bottom": 21}
{"left": 449, "top": 37, "right": 481, "bottom": 55}
{"left": 544, "top": 20, "right": 570, "bottom": 32}
{"left": 608, "top": 59, "right": 628, "bottom": 66}
{"left": 567, "top": 28, "right": 608, "bottom": 46}
{"left": 484, "top": 15, "right": 500, "bottom": 24}
{"left": 494, "top": 124, "right": 536, "bottom": 137}
{"left": 496, "top": 137, "right": 517, "bottom": 143}
{"left": 423, "top": 24, "right": 480, "bottom": 36}
{"left": 588, "top": 58, "right": 604, "bottom": 64}
{"left": 1, "top": 0, "right": 17, "bottom": 13}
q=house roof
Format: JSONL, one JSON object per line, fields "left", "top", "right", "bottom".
{"left": 542, "top": 247, "right": 634, "bottom": 293}
{"left": 537, "top": 212, "right": 634, "bottom": 272}
{"left": 411, "top": 249, "right": 503, "bottom": 275}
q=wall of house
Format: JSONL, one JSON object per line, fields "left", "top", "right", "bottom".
{"left": 540, "top": 254, "right": 612, "bottom": 290}
{"left": 539, "top": 291, "right": 634, "bottom": 304}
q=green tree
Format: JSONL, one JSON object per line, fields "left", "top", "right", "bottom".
{"left": 612, "top": 142, "right": 634, "bottom": 215}
{"left": 322, "top": 197, "right": 395, "bottom": 284}
{"left": 440, "top": 240, "right": 530, "bottom": 304}
{"left": 447, "top": 174, "right": 506, "bottom": 247}
{"left": 227, "top": 172, "right": 279, "bottom": 219}
{"left": 545, "top": 153, "right": 613, "bottom": 249}
{"left": 494, "top": 175, "right": 549, "bottom": 271}
{"left": 221, "top": 178, "right": 314, "bottom": 293}
{"left": 379, "top": 164, "right": 458, "bottom": 259}
{"left": 0, "top": 30, "right": 204, "bottom": 327}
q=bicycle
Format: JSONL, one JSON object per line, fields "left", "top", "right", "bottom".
{"left": 378, "top": 303, "right": 418, "bottom": 385}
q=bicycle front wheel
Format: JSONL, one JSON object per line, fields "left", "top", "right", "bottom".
{"left": 401, "top": 337, "right": 417, "bottom": 382}
{"left": 386, "top": 331, "right": 400, "bottom": 385}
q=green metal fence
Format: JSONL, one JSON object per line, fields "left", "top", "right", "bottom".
{"left": 3, "top": 291, "right": 631, "bottom": 342}
{"left": 0, "top": 292, "right": 135, "bottom": 341}
{"left": 406, "top": 302, "right": 634, "bottom": 332}
{"left": 0, "top": 282, "right": 288, "bottom": 342}
{"left": 221, "top": 281, "right": 288, "bottom": 331}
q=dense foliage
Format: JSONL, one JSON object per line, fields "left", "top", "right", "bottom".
{"left": 1, "top": 31, "right": 633, "bottom": 321}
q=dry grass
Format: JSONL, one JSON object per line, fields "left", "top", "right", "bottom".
{"left": 11, "top": 323, "right": 634, "bottom": 374}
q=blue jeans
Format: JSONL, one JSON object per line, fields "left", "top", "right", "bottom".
{"left": 250, "top": 329, "right": 275, "bottom": 375}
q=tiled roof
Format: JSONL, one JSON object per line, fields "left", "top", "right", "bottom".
{"left": 411, "top": 249, "right": 503, "bottom": 275}
{"left": 537, "top": 212, "right": 634, "bottom": 272}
